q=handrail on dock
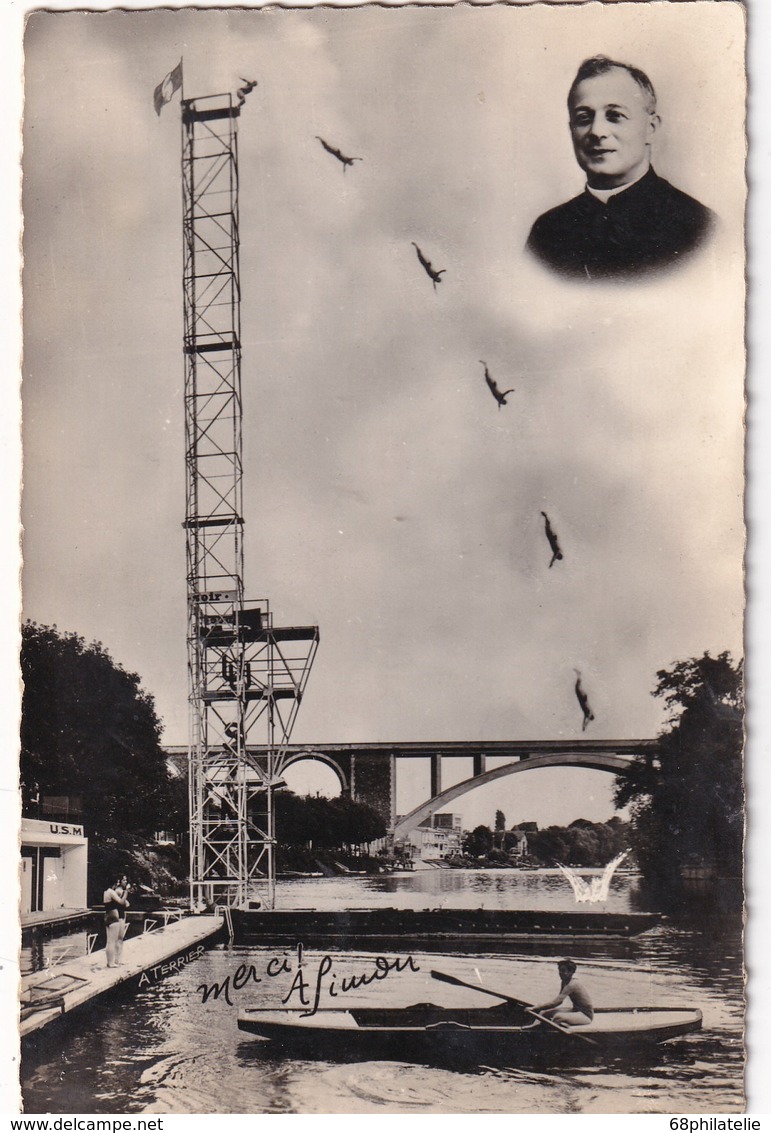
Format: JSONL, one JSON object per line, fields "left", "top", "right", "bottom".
{"left": 217, "top": 904, "right": 235, "bottom": 944}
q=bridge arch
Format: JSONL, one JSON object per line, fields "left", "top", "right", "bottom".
{"left": 282, "top": 749, "right": 349, "bottom": 794}
{"left": 392, "top": 752, "right": 633, "bottom": 840}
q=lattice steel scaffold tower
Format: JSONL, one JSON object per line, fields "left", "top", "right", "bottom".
{"left": 181, "top": 90, "right": 319, "bottom": 910}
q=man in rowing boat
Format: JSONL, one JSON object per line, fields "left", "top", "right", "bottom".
{"left": 531, "top": 959, "right": 594, "bottom": 1026}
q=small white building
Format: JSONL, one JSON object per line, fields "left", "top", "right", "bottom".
{"left": 21, "top": 817, "right": 88, "bottom": 916}
{"left": 401, "top": 813, "right": 464, "bottom": 861}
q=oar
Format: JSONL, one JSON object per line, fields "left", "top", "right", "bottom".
{"left": 430, "top": 969, "right": 600, "bottom": 1047}
{"left": 431, "top": 968, "right": 532, "bottom": 1009}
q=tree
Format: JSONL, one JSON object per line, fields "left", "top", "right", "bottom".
{"left": 463, "top": 824, "right": 494, "bottom": 858}
{"left": 325, "top": 795, "right": 386, "bottom": 848}
{"left": 614, "top": 651, "right": 743, "bottom": 902}
{"left": 274, "top": 791, "right": 385, "bottom": 850}
{"left": 528, "top": 825, "right": 571, "bottom": 865}
{"left": 566, "top": 825, "right": 600, "bottom": 866}
{"left": 21, "top": 622, "right": 177, "bottom": 839}
{"left": 526, "top": 819, "right": 631, "bottom": 867}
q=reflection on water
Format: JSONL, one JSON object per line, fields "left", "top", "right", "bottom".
{"left": 274, "top": 867, "right": 636, "bottom": 912}
{"left": 21, "top": 871, "right": 744, "bottom": 1114}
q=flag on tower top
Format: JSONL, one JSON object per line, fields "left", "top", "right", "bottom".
{"left": 153, "top": 62, "right": 183, "bottom": 116}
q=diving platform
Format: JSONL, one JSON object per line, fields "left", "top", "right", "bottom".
{"left": 21, "top": 914, "right": 224, "bottom": 1038}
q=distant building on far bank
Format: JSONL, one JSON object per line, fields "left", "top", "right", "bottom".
{"left": 507, "top": 821, "right": 539, "bottom": 860}
{"left": 395, "top": 812, "right": 463, "bottom": 861}
{"left": 508, "top": 828, "right": 529, "bottom": 859}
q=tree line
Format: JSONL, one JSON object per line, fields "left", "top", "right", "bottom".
{"left": 462, "top": 816, "right": 630, "bottom": 867}
{"left": 274, "top": 791, "right": 385, "bottom": 852}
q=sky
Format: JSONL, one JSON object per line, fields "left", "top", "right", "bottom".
{"left": 18, "top": 2, "right": 746, "bottom": 832}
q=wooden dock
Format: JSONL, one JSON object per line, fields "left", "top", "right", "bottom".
{"left": 21, "top": 913, "right": 223, "bottom": 1037}
{"left": 21, "top": 908, "right": 92, "bottom": 933}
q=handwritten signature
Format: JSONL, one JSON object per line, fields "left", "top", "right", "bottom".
{"left": 139, "top": 943, "right": 205, "bottom": 987}
{"left": 198, "top": 943, "right": 420, "bottom": 1017}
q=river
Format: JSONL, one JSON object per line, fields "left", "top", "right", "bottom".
{"left": 21, "top": 870, "right": 744, "bottom": 1114}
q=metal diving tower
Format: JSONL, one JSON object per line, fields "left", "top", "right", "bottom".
{"left": 180, "top": 89, "right": 319, "bottom": 910}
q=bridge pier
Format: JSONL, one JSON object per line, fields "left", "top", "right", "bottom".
{"left": 350, "top": 750, "right": 396, "bottom": 829}
{"left": 473, "top": 752, "right": 486, "bottom": 778}
{"left": 430, "top": 752, "right": 442, "bottom": 798}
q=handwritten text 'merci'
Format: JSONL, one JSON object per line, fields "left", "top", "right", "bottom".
{"left": 197, "top": 946, "right": 420, "bottom": 1015}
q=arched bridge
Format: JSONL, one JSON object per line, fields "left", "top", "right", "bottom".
{"left": 276, "top": 739, "right": 657, "bottom": 832}
{"left": 164, "top": 738, "right": 656, "bottom": 833}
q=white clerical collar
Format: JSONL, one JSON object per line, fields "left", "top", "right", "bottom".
{"left": 586, "top": 166, "right": 649, "bottom": 203}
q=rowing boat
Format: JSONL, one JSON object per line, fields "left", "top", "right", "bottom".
{"left": 237, "top": 1001, "right": 702, "bottom": 1050}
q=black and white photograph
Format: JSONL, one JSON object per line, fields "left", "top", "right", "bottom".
{"left": 11, "top": 0, "right": 752, "bottom": 1117}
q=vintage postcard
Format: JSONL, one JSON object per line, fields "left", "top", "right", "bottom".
{"left": 12, "top": 0, "right": 752, "bottom": 1117}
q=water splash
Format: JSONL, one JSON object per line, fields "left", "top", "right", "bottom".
{"left": 557, "top": 852, "right": 628, "bottom": 903}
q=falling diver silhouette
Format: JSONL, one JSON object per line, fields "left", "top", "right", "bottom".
{"left": 315, "top": 136, "right": 363, "bottom": 171}
{"left": 540, "top": 511, "right": 563, "bottom": 567}
{"left": 573, "top": 669, "right": 595, "bottom": 731}
{"left": 236, "top": 78, "right": 258, "bottom": 106}
{"left": 480, "top": 360, "right": 514, "bottom": 409}
{"left": 412, "top": 243, "right": 446, "bottom": 290}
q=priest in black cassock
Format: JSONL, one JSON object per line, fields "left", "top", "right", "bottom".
{"left": 526, "top": 56, "right": 714, "bottom": 281}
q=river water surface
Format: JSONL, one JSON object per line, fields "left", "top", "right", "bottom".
{"left": 21, "top": 870, "right": 744, "bottom": 1114}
